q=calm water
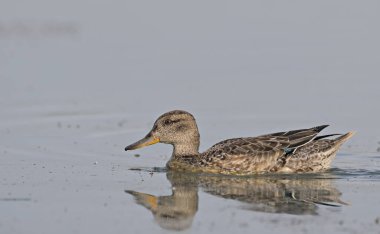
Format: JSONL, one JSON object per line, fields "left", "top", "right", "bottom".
{"left": 1, "top": 1, "right": 380, "bottom": 233}
{"left": 1, "top": 106, "right": 379, "bottom": 234}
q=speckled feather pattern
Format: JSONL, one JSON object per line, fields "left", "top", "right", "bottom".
{"left": 126, "top": 110, "right": 354, "bottom": 175}
{"left": 168, "top": 131, "right": 353, "bottom": 175}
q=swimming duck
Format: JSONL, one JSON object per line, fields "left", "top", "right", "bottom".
{"left": 125, "top": 110, "right": 354, "bottom": 175}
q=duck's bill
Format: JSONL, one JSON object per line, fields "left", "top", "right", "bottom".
{"left": 125, "top": 135, "right": 160, "bottom": 151}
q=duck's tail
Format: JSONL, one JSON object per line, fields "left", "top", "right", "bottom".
{"left": 334, "top": 131, "right": 355, "bottom": 145}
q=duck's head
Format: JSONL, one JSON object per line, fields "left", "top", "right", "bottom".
{"left": 125, "top": 110, "right": 200, "bottom": 155}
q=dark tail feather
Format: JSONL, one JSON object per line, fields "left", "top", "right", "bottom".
{"left": 312, "top": 125, "right": 329, "bottom": 132}
{"left": 314, "top": 134, "right": 342, "bottom": 141}
{"left": 284, "top": 125, "right": 329, "bottom": 137}
{"left": 287, "top": 125, "right": 328, "bottom": 147}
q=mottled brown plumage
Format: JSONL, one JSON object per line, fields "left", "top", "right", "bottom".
{"left": 125, "top": 110, "right": 354, "bottom": 175}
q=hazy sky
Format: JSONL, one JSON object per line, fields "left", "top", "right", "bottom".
{"left": 1, "top": 0, "right": 379, "bottom": 139}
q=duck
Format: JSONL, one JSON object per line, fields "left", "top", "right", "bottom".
{"left": 125, "top": 110, "right": 354, "bottom": 175}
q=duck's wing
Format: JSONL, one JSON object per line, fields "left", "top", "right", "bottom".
{"left": 207, "top": 125, "right": 328, "bottom": 155}
{"left": 202, "top": 125, "right": 328, "bottom": 171}
{"left": 258, "top": 125, "right": 329, "bottom": 153}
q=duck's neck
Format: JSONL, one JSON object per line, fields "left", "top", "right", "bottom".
{"left": 167, "top": 142, "right": 200, "bottom": 171}
{"left": 173, "top": 142, "right": 200, "bottom": 157}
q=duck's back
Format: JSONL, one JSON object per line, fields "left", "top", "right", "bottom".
{"left": 198, "top": 126, "right": 353, "bottom": 174}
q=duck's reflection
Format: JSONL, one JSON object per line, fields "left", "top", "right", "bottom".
{"left": 126, "top": 173, "right": 198, "bottom": 231}
{"left": 126, "top": 172, "right": 346, "bottom": 231}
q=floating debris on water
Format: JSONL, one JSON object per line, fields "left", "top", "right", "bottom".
{"left": 118, "top": 120, "right": 127, "bottom": 127}
{"left": 93, "top": 161, "right": 98, "bottom": 165}
{"left": 0, "top": 21, "right": 79, "bottom": 38}
{"left": 129, "top": 168, "right": 141, "bottom": 171}
{"left": 134, "top": 154, "right": 140, "bottom": 158}
{"left": 0, "top": 198, "right": 31, "bottom": 202}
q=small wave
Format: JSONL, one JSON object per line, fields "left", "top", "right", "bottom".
{"left": 327, "top": 167, "right": 380, "bottom": 180}
{"left": 129, "top": 167, "right": 167, "bottom": 173}
{"left": 127, "top": 167, "right": 380, "bottom": 181}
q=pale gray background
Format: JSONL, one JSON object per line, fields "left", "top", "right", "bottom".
{"left": 1, "top": 1, "right": 380, "bottom": 234}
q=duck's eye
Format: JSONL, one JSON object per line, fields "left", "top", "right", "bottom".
{"left": 163, "top": 119, "right": 181, "bottom": 125}
{"left": 164, "top": 119, "right": 173, "bottom": 125}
